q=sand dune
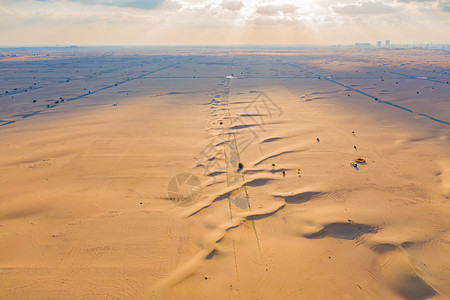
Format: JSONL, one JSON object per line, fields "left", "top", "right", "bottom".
{"left": 1, "top": 47, "right": 449, "bottom": 299}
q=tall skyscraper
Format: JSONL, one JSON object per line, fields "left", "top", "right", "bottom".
{"left": 385, "top": 40, "right": 390, "bottom": 47}
{"left": 377, "top": 41, "right": 382, "bottom": 47}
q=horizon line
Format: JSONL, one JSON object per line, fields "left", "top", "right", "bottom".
{"left": 1, "top": 43, "right": 449, "bottom": 49}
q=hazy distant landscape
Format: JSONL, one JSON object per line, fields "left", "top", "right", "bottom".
{"left": 1, "top": 46, "right": 449, "bottom": 127}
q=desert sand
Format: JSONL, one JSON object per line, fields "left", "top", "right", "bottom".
{"left": 1, "top": 47, "right": 449, "bottom": 299}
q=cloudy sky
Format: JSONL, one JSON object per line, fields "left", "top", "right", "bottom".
{"left": 0, "top": 0, "right": 448, "bottom": 46}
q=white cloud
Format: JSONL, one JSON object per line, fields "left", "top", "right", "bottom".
{"left": 0, "top": 6, "right": 12, "bottom": 16}
{"left": 330, "top": 1, "right": 399, "bottom": 14}
{"left": 31, "top": 0, "right": 167, "bottom": 10}
{"left": 255, "top": 3, "right": 299, "bottom": 16}
{"left": 396, "top": 0, "right": 435, "bottom": 2}
{"left": 221, "top": 0, "right": 242, "bottom": 11}
{"left": 438, "top": 0, "right": 450, "bottom": 11}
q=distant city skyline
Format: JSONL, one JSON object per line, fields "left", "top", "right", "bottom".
{"left": 0, "top": 0, "right": 449, "bottom": 46}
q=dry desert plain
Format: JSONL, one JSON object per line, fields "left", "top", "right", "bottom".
{"left": 0, "top": 47, "right": 450, "bottom": 299}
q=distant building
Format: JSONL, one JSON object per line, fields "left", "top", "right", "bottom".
{"left": 354, "top": 43, "right": 371, "bottom": 48}
{"left": 385, "top": 40, "right": 390, "bottom": 47}
{"left": 377, "top": 41, "right": 382, "bottom": 47}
